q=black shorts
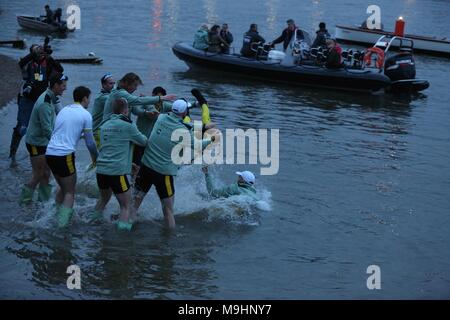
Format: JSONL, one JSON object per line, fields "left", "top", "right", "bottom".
{"left": 46, "top": 153, "right": 76, "bottom": 177}
{"left": 135, "top": 165, "right": 175, "bottom": 199}
{"left": 96, "top": 173, "right": 130, "bottom": 194}
{"left": 26, "top": 143, "right": 47, "bottom": 158}
{"left": 132, "top": 145, "right": 145, "bottom": 166}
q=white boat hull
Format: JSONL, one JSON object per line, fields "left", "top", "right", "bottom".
{"left": 335, "top": 25, "right": 450, "bottom": 57}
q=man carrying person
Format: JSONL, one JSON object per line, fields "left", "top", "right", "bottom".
{"left": 45, "top": 86, "right": 98, "bottom": 227}
{"left": 132, "top": 99, "right": 215, "bottom": 229}
{"left": 92, "top": 98, "right": 148, "bottom": 231}
{"left": 20, "top": 74, "right": 68, "bottom": 205}
{"left": 102, "top": 72, "right": 175, "bottom": 122}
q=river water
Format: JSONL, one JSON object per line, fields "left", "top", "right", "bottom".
{"left": 0, "top": 0, "right": 449, "bottom": 299}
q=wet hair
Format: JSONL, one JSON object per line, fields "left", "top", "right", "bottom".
{"left": 73, "top": 86, "right": 91, "bottom": 102}
{"left": 112, "top": 98, "right": 128, "bottom": 114}
{"left": 152, "top": 86, "right": 167, "bottom": 96}
{"left": 319, "top": 22, "right": 326, "bottom": 29}
{"left": 49, "top": 73, "right": 68, "bottom": 88}
{"left": 101, "top": 74, "right": 113, "bottom": 85}
{"left": 119, "top": 72, "right": 143, "bottom": 87}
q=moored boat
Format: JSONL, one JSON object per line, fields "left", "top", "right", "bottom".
{"left": 17, "top": 15, "right": 71, "bottom": 34}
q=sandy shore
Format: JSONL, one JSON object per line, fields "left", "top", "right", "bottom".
{"left": 0, "top": 54, "right": 21, "bottom": 107}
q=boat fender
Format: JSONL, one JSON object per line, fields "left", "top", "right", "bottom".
{"left": 363, "top": 47, "right": 385, "bottom": 69}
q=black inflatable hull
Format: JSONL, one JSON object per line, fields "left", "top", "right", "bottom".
{"left": 388, "top": 79, "right": 430, "bottom": 93}
{"left": 172, "top": 42, "right": 392, "bottom": 93}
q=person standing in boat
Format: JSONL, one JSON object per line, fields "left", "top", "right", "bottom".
{"left": 312, "top": 22, "right": 331, "bottom": 49}
{"left": 91, "top": 74, "right": 115, "bottom": 147}
{"left": 325, "top": 39, "right": 343, "bottom": 69}
{"left": 9, "top": 44, "right": 63, "bottom": 167}
{"left": 193, "top": 24, "right": 209, "bottom": 51}
{"left": 269, "top": 19, "right": 304, "bottom": 52}
{"left": 207, "top": 25, "right": 228, "bottom": 53}
{"left": 220, "top": 23, "right": 234, "bottom": 54}
{"left": 43, "top": 5, "right": 54, "bottom": 24}
{"left": 240, "top": 23, "right": 266, "bottom": 58}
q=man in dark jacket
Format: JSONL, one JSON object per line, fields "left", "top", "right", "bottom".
{"left": 220, "top": 23, "right": 234, "bottom": 54}
{"left": 8, "top": 42, "right": 64, "bottom": 167}
{"left": 240, "top": 23, "right": 265, "bottom": 58}
{"left": 312, "top": 22, "right": 331, "bottom": 48}
{"left": 325, "top": 39, "right": 343, "bottom": 69}
{"left": 270, "top": 19, "right": 304, "bottom": 51}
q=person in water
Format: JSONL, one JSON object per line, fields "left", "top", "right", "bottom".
{"left": 193, "top": 24, "right": 209, "bottom": 51}
{"left": 240, "top": 23, "right": 266, "bottom": 58}
{"left": 91, "top": 74, "right": 115, "bottom": 147}
{"left": 45, "top": 86, "right": 98, "bottom": 228}
{"left": 269, "top": 19, "right": 304, "bottom": 52}
{"left": 92, "top": 98, "right": 148, "bottom": 231}
{"left": 132, "top": 99, "right": 215, "bottom": 229}
{"left": 102, "top": 72, "right": 175, "bottom": 123}
{"left": 20, "top": 74, "right": 68, "bottom": 205}
{"left": 202, "top": 167, "right": 257, "bottom": 199}
{"left": 325, "top": 39, "right": 343, "bottom": 69}
{"left": 312, "top": 22, "right": 331, "bottom": 49}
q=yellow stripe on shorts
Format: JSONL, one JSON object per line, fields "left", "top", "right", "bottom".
{"left": 165, "top": 176, "right": 173, "bottom": 197}
{"left": 31, "top": 145, "right": 38, "bottom": 156}
{"left": 66, "top": 154, "right": 75, "bottom": 174}
{"left": 119, "top": 175, "right": 128, "bottom": 192}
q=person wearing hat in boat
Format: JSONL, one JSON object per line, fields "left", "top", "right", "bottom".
{"left": 269, "top": 19, "right": 304, "bottom": 52}
{"left": 91, "top": 74, "right": 115, "bottom": 147}
{"left": 325, "top": 38, "right": 343, "bottom": 69}
{"left": 240, "top": 23, "right": 266, "bottom": 58}
{"left": 193, "top": 24, "right": 210, "bottom": 51}
{"left": 201, "top": 167, "right": 257, "bottom": 199}
{"left": 312, "top": 22, "right": 331, "bottom": 49}
{"left": 132, "top": 99, "right": 215, "bottom": 229}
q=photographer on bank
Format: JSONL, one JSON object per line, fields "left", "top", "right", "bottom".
{"left": 9, "top": 37, "right": 64, "bottom": 167}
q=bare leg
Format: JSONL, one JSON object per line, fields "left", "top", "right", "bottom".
{"left": 115, "top": 190, "right": 131, "bottom": 222}
{"left": 55, "top": 187, "right": 64, "bottom": 206}
{"left": 161, "top": 196, "right": 175, "bottom": 229}
{"left": 131, "top": 190, "right": 146, "bottom": 220}
{"left": 95, "top": 188, "right": 113, "bottom": 213}
{"left": 26, "top": 155, "right": 46, "bottom": 190}
{"left": 54, "top": 173, "right": 77, "bottom": 208}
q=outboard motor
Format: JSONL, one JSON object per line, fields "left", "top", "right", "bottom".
{"left": 384, "top": 51, "right": 416, "bottom": 81}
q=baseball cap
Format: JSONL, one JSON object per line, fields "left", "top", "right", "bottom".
{"left": 236, "top": 171, "right": 256, "bottom": 185}
{"left": 172, "top": 99, "right": 188, "bottom": 114}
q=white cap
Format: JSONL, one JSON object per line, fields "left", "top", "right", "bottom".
{"left": 236, "top": 171, "right": 255, "bottom": 185}
{"left": 172, "top": 99, "right": 188, "bottom": 114}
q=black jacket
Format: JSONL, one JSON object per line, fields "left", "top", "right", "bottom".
{"left": 272, "top": 27, "right": 304, "bottom": 50}
{"left": 312, "top": 29, "right": 330, "bottom": 48}
{"left": 240, "top": 31, "right": 265, "bottom": 57}
{"left": 19, "top": 53, "right": 64, "bottom": 101}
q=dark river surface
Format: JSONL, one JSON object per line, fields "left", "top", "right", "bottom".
{"left": 0, "top": 0, "right": 450, "bottom": 299}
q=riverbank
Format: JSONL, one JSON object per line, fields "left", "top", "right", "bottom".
{"left": 0, "top": 54, "right": 20, "bottom": 107}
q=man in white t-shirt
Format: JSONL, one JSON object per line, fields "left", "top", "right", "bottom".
{"left": 46, "top": 86, "right": 98, "bottom": 227}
